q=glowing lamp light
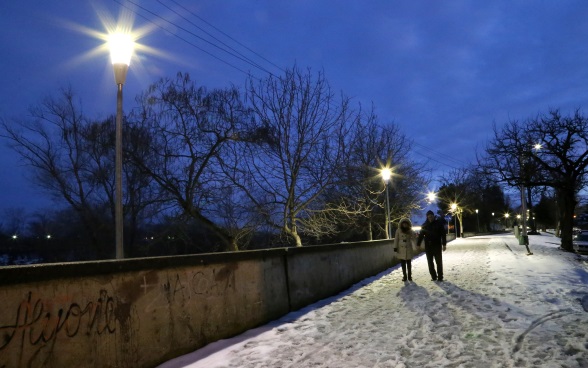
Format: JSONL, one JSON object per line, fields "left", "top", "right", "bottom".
{"left": 381, "top": 168, "right": 392, "bottom": 182}
{"left": 450, "top": 203, "right": 457, "bottom": 211}
{"left": 427, "top": 191, "right": 437, "bottom": 202}
{"left": 109, "top": 33, "right": 134, "bottom": 65}
{"left": 109, "top": 33, "right": 134, "bottom": 85}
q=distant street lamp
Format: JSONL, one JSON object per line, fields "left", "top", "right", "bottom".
{"left": 381, "top": 168, "right": 392, "bottom": 239}
{"left": 109, "top": 32, "right": 134, "bottom": 259}
{"left": 475, "top": 209, "right": 480, "bottom": 233}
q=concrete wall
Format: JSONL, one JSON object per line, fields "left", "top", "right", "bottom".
{"left": 0, "top": 239, "right": 396, "bottom": 368}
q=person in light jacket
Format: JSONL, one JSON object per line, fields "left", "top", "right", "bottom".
{"left": 393, "top": 218, "right": 419, "bottom": 281}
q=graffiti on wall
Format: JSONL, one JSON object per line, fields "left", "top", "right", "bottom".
{"left": 0, "top": 290, "right": 116, "bottom": 353}
{"left": 0, "top": 263, "right": 241, "bottom": 366}
{"left": 140, "top": 265, "right": 237, "bottom": 312}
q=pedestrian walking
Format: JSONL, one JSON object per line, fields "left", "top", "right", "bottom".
{"left": 417, "top": 210, "right": 447, "bottom": 281}
{"left": 393, "top": 218, "right": 419, "bottom": 281}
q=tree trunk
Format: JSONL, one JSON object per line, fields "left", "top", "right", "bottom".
{"left": 526, "top": 187, "right": 537, "bottom": 232}
{"left": 228, "top": 239, "right": 239, "bottom": 252}
{"left": 291, "top": 228, "right": 302, "bottom": 247}
{"left": 285, "top": 223, "right": 303, "bottom": 247}
{"left": 557, "top": 189, "right": 577, "bottom": 252}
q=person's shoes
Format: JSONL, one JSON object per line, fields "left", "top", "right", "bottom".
{"left": 402, "top": 276, "right": 407, "bottom": 282}
{"left": 408, "top": 277, "right": 412, "bottom": 281}
{"left": 438, "top": 278, "right": 444, "bottom": 282}
{"left": 431, "top": 277, "right": 437, "bottom": 281}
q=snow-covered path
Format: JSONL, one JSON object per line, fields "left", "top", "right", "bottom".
{"left": 160, "top": 233, "right": 588, "bottom": 368}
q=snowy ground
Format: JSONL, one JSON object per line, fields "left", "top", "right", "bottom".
{"left": 159, "top": 233, "right": 588, "bottom": 368}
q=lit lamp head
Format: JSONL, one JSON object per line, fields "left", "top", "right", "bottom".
{"left": 450, "top": 203, "right": 457, "bottom": 212}
{"left": 427, "top": 191, "right": 436, "bottom": 202}
{"left": 381, "top": 168, "right": 392, "bottom": 183}
{"left": 109, "top": 33, "right": 134, "bottom": 85}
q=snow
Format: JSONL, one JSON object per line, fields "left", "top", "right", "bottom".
{"left": 159, "top": 233, "right": 588, "bottom": 368}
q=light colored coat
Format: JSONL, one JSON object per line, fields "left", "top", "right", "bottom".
{"left": 393, "top": 218, "right": 417, "bottom": 260}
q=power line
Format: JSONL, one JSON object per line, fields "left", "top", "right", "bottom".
{"left": 114, "top": 0, "right": 256, "bottom": 78}
{"left": 412, "top": 140, "right": 470, "bottom": 167}
{"left": 115, "top": 0, "right": 277, "bottom": 80}
{"left": 164, "top": 0, "right": 285, "bottom": 74}
{"left": 410, "top": 149, "right": 462, "bottom": 171}
{"left": 156, "top": 0, "right": 277, "bottom": 76}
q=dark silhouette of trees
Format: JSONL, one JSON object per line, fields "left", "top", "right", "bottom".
{"left": 480, "top": 110, "right": 588, "bottom": 251}
{"left": 321, "top": 106, "right": 428, "bottom": 242}
{"left": 222, "top": 66, "right": 356, "bottom": 247}
{"left": 1, "top": 88, "right": 161, "bottom": 258}
{"left": 130, "top": 73, "right": 254, "bottom": 251}
{"left": 0, "top": 66, "right": 433, "bottom": 262}
{"left": 436, "top": 169, "right": 511, "bottom": 235}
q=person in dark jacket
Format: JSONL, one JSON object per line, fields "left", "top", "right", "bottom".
{"left": 417, "top": 210, "right": 447, "bottom": 281}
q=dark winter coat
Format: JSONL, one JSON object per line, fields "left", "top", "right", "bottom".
{"left": 417, "top": 217, "right": 447, "bottom": 249}
{"left": 393, "top": 218, "right": 417, "bottom": 260}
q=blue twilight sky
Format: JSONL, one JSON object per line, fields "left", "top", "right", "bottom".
{"left": 2, "top": 0, "right": 588, "bottom": 216}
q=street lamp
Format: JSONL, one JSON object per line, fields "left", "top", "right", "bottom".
{"left": 109, "top": 32, "right": 134, "bottom": 259}
{"left": 381, "top": 168, "right": 392, "bottom": 239}
{"left": 475, "top": 209, "right": 480, "bottom": 233}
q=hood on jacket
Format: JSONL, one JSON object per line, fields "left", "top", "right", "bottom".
{"left": 398, "top": 218, "right": 412, "bottom": 227}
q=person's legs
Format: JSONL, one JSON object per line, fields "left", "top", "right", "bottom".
{"left": 426, "top": 250, "right": 437, "bottom": 280}
{"left": 407, "top": 260, "right": 412, "bottom": 281}
{"left": 434, "top": 249, "right": 444, "bottom": 280}
{"left": 401, "top": 260, "right": 407, "bottom": 281}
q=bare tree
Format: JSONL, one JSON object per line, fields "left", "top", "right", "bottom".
{"left": 130, "top": 73, "right": 253, "bottom": 251}
{"left": 481, "top": 110, "right": 588, "bottom": 251}
{"left": 1, "top": 89, "right": 111, "bottom": 256}
{"left": 1, "top": 88, "right": 160, "bottom": 258}
{"left": 324, "top": 107, "right": 428, "bottom": 241}
{"left": 223, "top": 66, "right": 355, "bottom": 246}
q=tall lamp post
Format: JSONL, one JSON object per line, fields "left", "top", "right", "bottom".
{"left": 381, "top": 168, "right": 392, "bottom": 239}
{"left": 109, "top": 33, "right": 133, "bottom": 259}
{"left": 475, "top": 209, "right": 480, "bottom": 233}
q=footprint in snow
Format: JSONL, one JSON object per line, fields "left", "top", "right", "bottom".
{"left": 581, "top": 295, "right": 588, "bottom": 312}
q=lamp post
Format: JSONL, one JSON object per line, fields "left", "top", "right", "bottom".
{"left": 381, "top": 168, "right": 392, "bottom": 239}
{"left": 475, "top": 209, "right": 480, "bottom": 233}
{"left": 109, "top": 33, "right": 133, "bottom": 259}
